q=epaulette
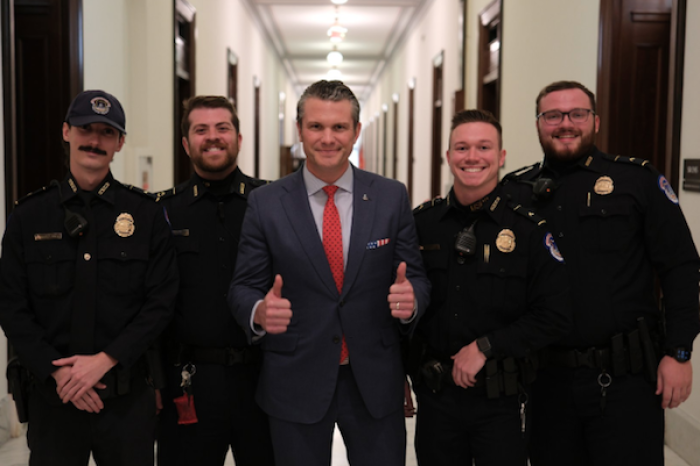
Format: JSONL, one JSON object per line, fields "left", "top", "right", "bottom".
{"left": 14, "top": 183, "right": 57, "bottom": 206}
{"left": 249, "top": 177, "right": 271, "bottom": 188}
{"left": 413, "top": 196, "right": 444, "bottom": 215}
{"left": 154, "top": 180, "right": 190, "bottom": 202}
{"left": 502, "top": 163, "right": 541, "bottom": 183}
{"left": 507, "top": 200, "right": 547, "bottom": 227}
{"left": 602, "top": 153, "right": 653, "bottom": 169}
{"left": 122, "top": 183, "right": 159, "bottom": 200}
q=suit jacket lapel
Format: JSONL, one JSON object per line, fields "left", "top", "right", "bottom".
{"left": 343, "top": 167, "right": 376, "bottom": 295}
{"left": 280, "top": 170, "right": 339, "bottom": 296}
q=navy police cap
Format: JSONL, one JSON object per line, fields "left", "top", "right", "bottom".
{"left": 65, "top": 90, "right": 126, "bottom": 134}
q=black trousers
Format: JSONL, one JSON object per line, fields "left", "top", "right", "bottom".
{"left": 27, "top": 377, "right": 157, "bottom": 466}
{"left": 529, "top": 366, "right": 664, "bottom": 466}
{"left": 157, "top": 363, "right": 275, "bottom": 466}
{"left": 266, "top": 365, "right": 406, "bottom": 466}
{"left": 414, "top": 382, "right": 529, "bottom": 466}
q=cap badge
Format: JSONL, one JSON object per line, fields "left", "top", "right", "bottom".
{"left": 91, "top": 97, "right": 111, "bottom": 115}
{"left": 114, "top": 213, "right": 135, "bottom": 237}
{"left": 495, "top": 229, "right": 516, "bottom": 253}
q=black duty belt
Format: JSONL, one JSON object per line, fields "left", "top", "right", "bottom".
{"left": 177, "top": 345, "right": 259, "bottom": 366}
{"left": 542, "top": 347, "right": 611, "bottom": 370}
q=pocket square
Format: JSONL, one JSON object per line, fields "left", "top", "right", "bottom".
{"left": 366, "top": 238, "right": 391, "bottom": 249}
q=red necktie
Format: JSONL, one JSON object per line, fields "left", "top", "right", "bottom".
{"left": 322, "top": 185, "right": 348, "bottom": 363}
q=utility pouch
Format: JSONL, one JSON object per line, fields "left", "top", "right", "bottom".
{"left": 146, "top": 345, "right": 166, "bottom": 390}
{"left": 419, "top": 359, "right": 448, "bottom": 393}
{"left": 485, "top": 360, "right": 500, "bottom": 399}
{"left": 502, "top": 358, "right": 519, "bottom": 397}
{"left": 638, "top": 317, "right": 658, "bottom": 383}
{"left": 610, "top": 333, "right": 627, "bottom": 377}
{"left": 627, "top": 329, "right": 643, "bottom": 374}
{"left": 6, "top": 357, "right": 30, "bottom": 423}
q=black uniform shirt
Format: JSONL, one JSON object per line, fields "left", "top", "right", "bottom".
{"left": 413, "top": 187, "right": 572, "bottom": 361}
{"left": 158, "top": 167, "right": 266, "bottom": 349}
{"left": 0, "top": 172, "right": 178, "bottom": 381}
{"left": 502, "top": 147, "right": 700, "bottom": 349}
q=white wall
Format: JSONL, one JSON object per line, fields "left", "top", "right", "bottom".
{"left": 189, "top": 0, "right": 291, "bottom": 181}
{"left": 84, "top": 0, "right": 174, "bottom": 192}
{"left": 363, "top": 0, "right": 462, "bottom": 207}
{"left": 500, "top": 0, "right": 600, "bottom": 172}
{"left": 666, "top": 2, "right": 700, "bottom": 464}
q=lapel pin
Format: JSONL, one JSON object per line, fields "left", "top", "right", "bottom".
{"left": 363, "top": 194, "right": 369, "bottom": 201}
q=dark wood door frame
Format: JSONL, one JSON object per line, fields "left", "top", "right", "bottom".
{"left": 597, "top": 0, "right": 685, "bottom": 192}
{"left": 254, "top": 77, "right": 260, "bottom": 178}
{"left": 2, "top": 0, "right": 83, "bottom": 216}
{"left": 407, "top": 83, "right": 415, "bottom": 201}
{"left": 173, "top": 0, "right": 196, "bottom": 185}
{"left": 431, "top": 51, "right": 444, "bottom": 199}
{"left": 392, "top": 98, "right": 398, "bottom": 180}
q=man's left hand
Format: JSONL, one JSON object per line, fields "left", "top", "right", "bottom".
{"left": 388, "top": 261, "right": 415, "bottom": 320}
{"left": 656, "top": 355, "right": 692, "bottom": 409}
{"left": 52, "top": 352, "right": 118, "bottom": 403}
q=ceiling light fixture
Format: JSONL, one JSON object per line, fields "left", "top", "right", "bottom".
{"left": 327, "top": 48, "right": 343, "bottom": 66}
{"left": 331, "top": 0, "right": 348, "bottom": 5}
{"left": 327, "top": 67, "right": 342, "bottom": 80}
{"left": 327, "top": 7, "right": 347, "bottom": 43}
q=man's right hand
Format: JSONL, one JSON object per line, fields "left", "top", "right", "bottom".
{"left": 254, "top": 274, "right": 292, "bottom": 334}
{"left": 52, "top": 365, "right": 105, "bottom": 413}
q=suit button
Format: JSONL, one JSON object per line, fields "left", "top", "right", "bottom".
{"left": 332, "top": 336, "right": 341, "bottom": 344}
{"left": 120, "top": 251, "right": 127, "bottom": 258}
{"left": 339, "top": 299, "right": 345, "bottom": 307}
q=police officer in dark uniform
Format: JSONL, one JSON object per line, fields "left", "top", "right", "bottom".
{"left": 410, "top": 109, "right": 571, "bottom": 465}
{"left": 502, "top": 81, "right": 700, "bottom": 466}
{"left": 0, "top": 90, "right": 178, "bottom": 465}
{"left": 156, "top": 95, "right": 275, "bottom": 466}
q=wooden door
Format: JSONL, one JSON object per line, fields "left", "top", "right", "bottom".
{"left": 2, "top": 0, "right": 82, "bottom": 213}
{"left": 597, "top": 0, "right": 685, "bottom": 189}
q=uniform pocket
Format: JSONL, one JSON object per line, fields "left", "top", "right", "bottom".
{"left": 578, "top": 203, "right": 631, "bottom": 251}
{"left": 98, "top": 240, "right": 149, "bottom": 294}
{"left": 477, "top": 253, "right": 527, "bottom": 319}
{"left": 25, "top": 243, "right": 75, "bottom": 297}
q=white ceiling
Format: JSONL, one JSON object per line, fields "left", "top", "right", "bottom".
{"left": 245, "top": 0, "right": 428, "bottom": 101}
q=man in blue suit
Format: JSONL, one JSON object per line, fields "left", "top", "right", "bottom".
{"left": 229, "top": 80, "right": 430, "bottom": 466}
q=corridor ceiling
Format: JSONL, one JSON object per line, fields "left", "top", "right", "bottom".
{"left": 245, "top": 0, "right": 428, "bottom": 101}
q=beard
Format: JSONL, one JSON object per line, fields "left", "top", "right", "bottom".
{"left": 190, "top": 146, "right": 238, "bottom": 174}
{"left": 539, "top": 127, "right": 597, "bottom": 162}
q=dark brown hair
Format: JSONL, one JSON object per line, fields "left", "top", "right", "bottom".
{"left": 181, "top": 95, "right": 240, "bottom": 137}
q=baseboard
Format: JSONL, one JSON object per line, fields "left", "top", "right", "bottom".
{"left": 666, "top": 408, "right": 700, "bottom": 466}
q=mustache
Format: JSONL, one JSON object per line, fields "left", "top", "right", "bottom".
{"left": 78, "top": 145, "right": 107, "bottom": 156}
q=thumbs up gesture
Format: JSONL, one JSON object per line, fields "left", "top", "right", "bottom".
{"left": 254, "top": 274, "right": 293, "bottom": 334}
{"left": 388, "top": 262, "right": 415, "bottom": 320}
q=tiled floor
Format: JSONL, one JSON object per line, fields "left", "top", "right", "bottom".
{"left": 0, "top": 417, "right": 691, "bottom": 466}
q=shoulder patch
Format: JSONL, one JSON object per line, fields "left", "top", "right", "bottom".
{"left": 15, "top": 184, "right": 57, "bottom": 206}
{"left": 508, "top": 201, "right": 547, "bottom": 227}
{"left": 657, "top": 175, "right": 679, "bottom": 204}
{"left": 413, "top": 197, "right": 444, "bottom": 215}
{"left": 543, "top": 232, "right": 565, "bottom": 263}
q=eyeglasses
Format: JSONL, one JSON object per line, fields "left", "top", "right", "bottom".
{"left": 536, "top": 108, "right": 595, "bottom": 126}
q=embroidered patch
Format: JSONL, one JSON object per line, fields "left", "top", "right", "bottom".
{"left": 658, "top": 175, "right": 679, "bottom": 204}
{"left": 544, "top": 232, "right": 564, "bottom": 263}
